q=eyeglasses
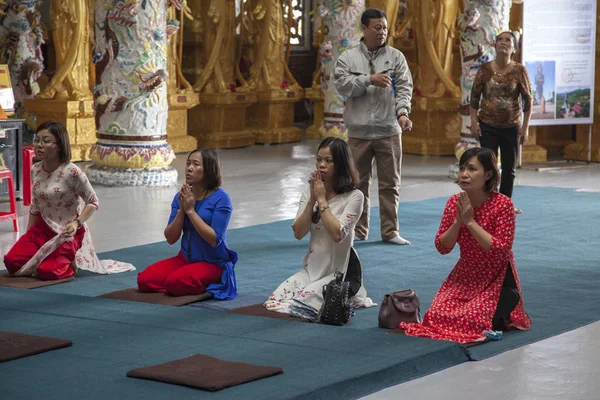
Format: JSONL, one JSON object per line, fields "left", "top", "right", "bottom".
{"left": 33, "top": 136, "right": 56, "bottom": 146}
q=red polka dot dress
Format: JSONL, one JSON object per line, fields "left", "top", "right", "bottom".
{"left": 400, "top": 192, "right": 531, "bottom": 344}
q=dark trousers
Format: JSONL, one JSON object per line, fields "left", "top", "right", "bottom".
{"left": 479, "top": 121, "right": 519, "bottom": 198}
{"left": 492, "top": 264, "right": 520, "bottom": 331}
{"left": 345, "top": 247, "right": 362, "bottom": 298}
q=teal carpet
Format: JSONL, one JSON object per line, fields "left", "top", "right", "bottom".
{"left": 1, "top": 186, "right": 599, "bottom": 399}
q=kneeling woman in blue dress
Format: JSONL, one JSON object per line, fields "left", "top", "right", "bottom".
{"left": 137, "top": 149, "right": 237, "bottom": 299}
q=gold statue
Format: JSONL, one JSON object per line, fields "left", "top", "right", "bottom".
{"left": 167, "top": 2, "right": 194, "bottom": 93}
{"left": 193, "top": 0, "right": 246, "bottom": 93}
{"left": 413, "top": 0, "right": 461, "bottom": 97}
{"left": 38, "top": 0, "right": 92, "bottom": 100}
{"left": 310, "top": 21, "right": 324, "bottom": 89}
{"left": 244, "top": 0, "right": 299, "bottom": 91}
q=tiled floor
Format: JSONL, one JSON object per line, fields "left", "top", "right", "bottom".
{"left": 1, "top": 139, "right": 599, "bottom": 399}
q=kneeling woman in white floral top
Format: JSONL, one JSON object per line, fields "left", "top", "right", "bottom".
{"left": 3, "top": 121, "right": 134, "bottom": 280}
{"left": 264, "top": 137, "right": 375, "bottom": 315}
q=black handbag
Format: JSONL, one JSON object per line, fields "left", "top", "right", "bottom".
{"left": 317, "top": 271, "right": 353, "bottom": 326}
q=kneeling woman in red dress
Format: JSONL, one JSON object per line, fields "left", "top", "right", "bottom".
{"left": 401, "top": 147, "right": 531, "bottom": 344}
{"left": 137, "top": 149, "right": 237, "bottom": 299}
{"left": 4, "top": 121, "right": 133, "bottom": 279}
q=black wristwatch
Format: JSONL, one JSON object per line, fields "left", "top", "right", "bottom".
{"left": 76, "top": 219, "right": 82, "bottom": 228}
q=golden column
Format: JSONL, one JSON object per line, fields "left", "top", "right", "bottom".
{"left": 244, "top": 0, "right": 304, "bottom": 144}
{"left": 24, "top": 0, "right": 96, "bottom": 162}
{"left": 304, "top": 23, "right": 325, "bottom": 140}
{"left": 165, "top": 3, "right": 198, "bottom": 153}
{"left": 187, "top": 0, "right": 257, "bottom": 149}
{"left": 564, "top": 5, "right": 600, "bottom": 162}
{"left": 402, "top": 0, "right": 462, "bottom": 156}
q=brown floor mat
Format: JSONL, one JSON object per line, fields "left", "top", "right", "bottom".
{"left": 0, "top": 331, "right": 72, "bottom": 363}
{"left": 127, "top": 354, "right": 283, "bottom": 391}
{"left": 228, "top": 303, "right": 311, "bottom": 322}
{"left": 97, "top": 288, "right": 213, "bottom": 306}
{"left": 0, "top": 272, "right": 74, "bottom": 289}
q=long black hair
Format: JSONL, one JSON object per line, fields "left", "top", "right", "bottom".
{"left": 318, "top": 137, "right": 358, "bottom": 194}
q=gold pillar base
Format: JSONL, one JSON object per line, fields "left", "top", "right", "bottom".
{"left": 189, "top": 92, "right": 258, "bottom": 149}
{"left": 403, "top": 97, "right": 461, "bottom": 156}
{"left": 564, "top": 125, "right": 600, "bottom": 162}
{"left": 521, "top": 144, "right": 548, "bottom": 163}
{"left": 521, "top": 127, "right": 548, "bottom": 163}
{"left": 536, "top": 125, "right": 575, "bottom": 152}
{"left": 24, "top": 99, "right": 96, "bottom": 162}
{"left": 305, "top": 87, "right": 324, "bottom": 140}
{"left": 564, "top": 143, "right": 600, "bottom": 162}
{"left": 319, "top": 122, "right": 347, "bottom": 140}
{"left": 247, "top": 87, "right": 305, "bottom": 144}
{"left": 167, "top": 93, "right": 199, "bottom": 153}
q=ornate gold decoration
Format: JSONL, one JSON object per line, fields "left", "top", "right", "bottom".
{"left": 166, "top": 1, "right": 198, "bottom": 153}
{"left": 412, "top": 0, "right": 461, "bottom": 98}
{"left": 193, "top": 0, "right": 247, "bottom": 93}
{"left": 403, "top": 97, "right": 462, "bottom": 156}
{"left": 38, "top": 0, "right": 92, "bottom": 100}
{"left": 24, "top": 98, "right": 96, "bottom": 162}
{"left": 305, "top": 11, "right": 325, "bottom": 140}
{"left": 186, "top": 0, "right": 256, "bottom": 148}
{"left": 244, "top": 0, "right": 300, "bottom": 91}
{"left": 241, "top": 0, "right": 303, "bottom": 144}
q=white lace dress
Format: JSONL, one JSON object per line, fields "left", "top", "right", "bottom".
{"left": 264, "top": 185, "right": 375, "bottom": 314}
{"left": 13, "top": 162, "right": 135, "bottom": 276}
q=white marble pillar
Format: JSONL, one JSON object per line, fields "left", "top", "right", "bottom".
{"left": 88, "top": 0, "right": 177, "bottom": 186}
{"left": 317, "top": 0, "right": 365, "bottom": 139}
{"left": 0, "top": 0, "right": 44, "bottom": 117}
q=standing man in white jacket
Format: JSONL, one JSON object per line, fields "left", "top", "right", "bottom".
{"left": 334, "top": 8, "right": 413, "bottom": 245}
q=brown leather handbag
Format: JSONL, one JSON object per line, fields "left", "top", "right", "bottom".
{"left": 378, "top": 289, "right": 423, "bottom": 329}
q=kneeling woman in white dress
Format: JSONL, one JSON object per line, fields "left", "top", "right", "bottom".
{"left": 264, "top": 137, "right": 375, "bottom": 315}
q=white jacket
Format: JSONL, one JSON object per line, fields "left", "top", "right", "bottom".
{"left": 334, "top": 40, "right": 413, "bottom": 139}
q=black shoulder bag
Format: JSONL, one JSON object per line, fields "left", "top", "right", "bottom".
{"left": 317, "top": 271, "right": 353, "bottom": 326}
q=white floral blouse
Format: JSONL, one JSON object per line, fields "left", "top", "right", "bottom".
{"left": 16, "top": 162, "right": 134, "bottom": 276}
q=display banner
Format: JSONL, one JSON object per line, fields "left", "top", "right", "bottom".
{"left": 523, "top": 0, "right": 597, "bottom": 126}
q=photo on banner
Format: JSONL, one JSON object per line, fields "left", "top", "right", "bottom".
{"left": 525, "top": 61, "right": 556, "bottom": 120}
{"left": 556, "top": 86, "right": 591, "bottom": 119}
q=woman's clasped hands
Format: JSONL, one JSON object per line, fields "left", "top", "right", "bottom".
{"left": 456, "top": 192, "right": 474, "bottom": 225}
{"left": 179, "top": 184, "right": 196, "bottom": 214}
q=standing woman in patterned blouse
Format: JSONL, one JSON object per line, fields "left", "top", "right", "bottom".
{"left": 470, "top": 31, "right": 533, "bottom": 211}
{"left": 4, "top": 121, "right": 134, "bottom": 279}
{"left": 400, "top": 148, "right": 531, "bottom": 344}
